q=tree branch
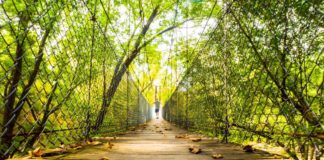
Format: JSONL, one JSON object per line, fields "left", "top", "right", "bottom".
{"left": 138, "top": 19, "right": 192, "bottom": 51}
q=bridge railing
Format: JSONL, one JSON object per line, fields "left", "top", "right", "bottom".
{"left": 163, "top": 59, "right": 323, "bottom": 159}
{"left": 0, "top": 1, "right": 152, "bottom": 158}
{"left": 163, "top": 1, "right": 323, "bottom": 159}
{"left": 163, "top": 60, "right": 322, "bottom": 160}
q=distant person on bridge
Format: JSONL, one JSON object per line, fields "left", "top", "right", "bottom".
{"left": 155, "top": 100, "right": 160, "bottom": 119}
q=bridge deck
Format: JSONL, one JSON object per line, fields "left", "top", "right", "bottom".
{"left": 53, "top": 119, "right": 282, "bottom": 160}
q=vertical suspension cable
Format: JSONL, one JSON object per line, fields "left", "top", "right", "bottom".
{"left": 167, "top": 0, "right": 179, "bottom": 121}
{"left": 125, "top": 0, "right": 131, "bottom": 129}
{"left": 185, "top": 0, "right": 189, "bottom": 129}
{"left": 223, "top": 1, "right": 229, "bottom": 143}
{"left": 176, "top": 13, "right": 181, "bottom": 123}
{"left": 86, "top": 0, "right": 97, "bottom": 138}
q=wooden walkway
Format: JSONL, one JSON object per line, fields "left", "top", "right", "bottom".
{"left": 51, "top": 119, "right": 282, "bottom": 160}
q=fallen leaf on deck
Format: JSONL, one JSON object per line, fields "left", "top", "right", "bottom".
{"left": 175, "top": 134, "right": 187, "bottom": 138}
{"left": 243, "top": 145, "right": 253, "bottom": 152}
{"left": 139, "top": 124, "right": 148, "bottom": 129}
{"left": 81, "top": 141, "right": 88, "bottom": 146}
{"left": 189, "top": 145, "right": 201, "bottom": 154}
{"left": 60, "top": 144, "right": 65, "bottom": 149}
{"left": 88, "top": 141, "right": 103, "bottom": 146}
{"left": 191, "top": 138, "right": 202, "bottom": 142}
{"left": 74, "top": 146, "right": 83, "bottom": 150}
{"left": 69, "top": 143, "right": 82, "bottom": 149}
{"left": 32, "top": 147, "right": 43, "bottom": 157}
{"left": 105, "top": 142, "right": 114, "bottom": 149}
{"left": 129, "top": 127, "right": 136, "bottom": 131}
{"left": 99, "top": 157, "right": 110, "bottom": 160}
{"left": 156, "top": 130, "right": 163, "bottom": 134}
{"left": 118, "top": 132, "right": 126, "bottom": 136}
{"left": 212, "top": 154, "right": 223, "bottom": 159}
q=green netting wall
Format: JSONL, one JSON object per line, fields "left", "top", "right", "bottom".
{"left": 0, "top": 1, "right": 152, "bottom": 158}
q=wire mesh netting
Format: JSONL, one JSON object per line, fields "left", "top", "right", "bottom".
{"left": 0, "top": 0, "right": 152, "bottom": 158}
{"left": 163, "top": 1, "right": 323, "bottom": 160}
{"left": 0, "top": 0, "right": 323, "bottom": 159}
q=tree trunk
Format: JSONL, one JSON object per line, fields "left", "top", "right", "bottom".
{"left": 95, "top": 68, "right": 125, "bottom": 129}
{"left": 1, "top": 13, "right": 29, "bottom": 159}
{"left": 24, "top": 82, "right": 58, "bottom": 149}
{"left": 94, "top": 6, "right": 160, "bottom": 129}
{"left": 1, "top": 18, "right": 54, "bottom": 158}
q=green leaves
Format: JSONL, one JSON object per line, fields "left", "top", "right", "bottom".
{"left": 163, "top": 0, "right": 323, "bottom": 159}
{"left": 0, "top": 0, "right": 322, "bottom": 159}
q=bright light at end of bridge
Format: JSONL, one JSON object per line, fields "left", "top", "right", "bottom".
{"left": 153, "top": 79, "right": 160, "bottom": 87}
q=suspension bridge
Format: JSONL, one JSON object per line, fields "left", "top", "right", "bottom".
{"left": 0, "top": 0, "right": 323, "bottom": 160}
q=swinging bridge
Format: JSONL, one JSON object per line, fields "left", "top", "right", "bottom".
{"left": 0, "top": 0, "right": 323, "bottom": 159}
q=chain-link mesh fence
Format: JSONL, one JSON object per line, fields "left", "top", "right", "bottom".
{"left": 163, "top": 1, "right": 323, "bottom": 160}
{"left": 1, "top": 0, "right": 323, "bottom": 159}
{"left": 0, "top": 0, "right": 152, "bottom": 158}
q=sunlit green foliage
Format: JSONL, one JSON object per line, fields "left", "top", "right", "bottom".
{"left": 164, "top": 0, "right": 323, "bottom": 160}
{"left": 0, "top": 0, "right": 322, "bottom": 159}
